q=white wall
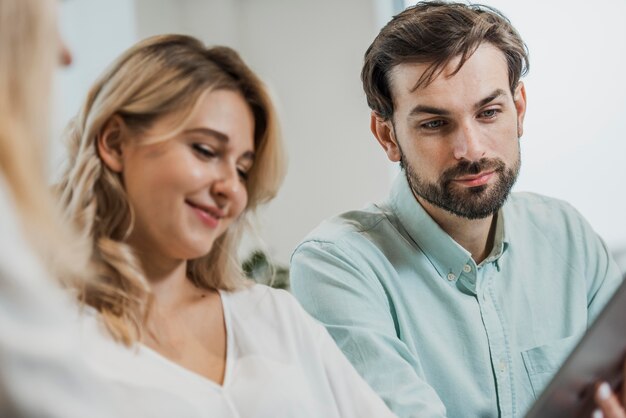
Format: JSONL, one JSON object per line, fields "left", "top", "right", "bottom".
{"left": 233, "top": 0, "right": 392, "bottom": 262}
{"left": 56, "top": 0, "right": 626, "bottom": 266}
{"left": 53, "top": 0, "right": 137, "bottom": 179}
{"left": 134, "top": 0, "right": 240, "bottom": 47}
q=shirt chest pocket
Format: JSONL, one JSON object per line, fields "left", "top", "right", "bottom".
{"left": 521, "top": 334, "right": 581, "bottom": 399}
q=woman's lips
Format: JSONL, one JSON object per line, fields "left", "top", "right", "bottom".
{"left": 185, "top": 200, "right": 222, "bottom": 228}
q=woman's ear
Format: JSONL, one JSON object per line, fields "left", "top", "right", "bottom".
{"left": 97, "top": 116, "right": 126, "bottom": 173}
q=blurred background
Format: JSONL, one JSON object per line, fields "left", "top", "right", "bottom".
{"left": 54, "top": 0, "right": 626, "bottom": 272}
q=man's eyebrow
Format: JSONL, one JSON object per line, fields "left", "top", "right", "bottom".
{"left": 407, "top": 88, "right": 508, "bottom": 118}
{"left": 408, "top": 105, "right": 451, "bottom": 117}
{"left": 475, "top": 89, "right": 507, "bottom": 109}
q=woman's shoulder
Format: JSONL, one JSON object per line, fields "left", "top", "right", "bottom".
{"left": 222, "top": 283, "right": 322, "bottom": 335}
{"left": 223, "top": 283, "right": 303, "bottom": 315}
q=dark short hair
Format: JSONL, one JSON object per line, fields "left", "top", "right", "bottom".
{"left": 362, "top": 1, "right": 529, "bottom": 120}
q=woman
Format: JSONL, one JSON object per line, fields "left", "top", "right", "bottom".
{"left": 58, "top": 34, "right": 396, "bottom": 417}
{"left": 0, "top": 1, "right": 213, "bottom": 417}
{"left": 0, "top": 1, "right": 99, "bottom": 416}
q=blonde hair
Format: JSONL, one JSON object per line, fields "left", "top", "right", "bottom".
{"left": 59, "top": 35, "right": 286, "bottom": 345}
{"left": 0, "top": 0, "right": 90, "bottom": 281}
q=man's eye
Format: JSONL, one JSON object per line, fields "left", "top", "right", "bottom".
{"left": 480, "top": 109, "right": 499, "bottom": 119}
{"left": 192, "top": 143, "right": 215, "bottom": 158}
{"left": 422, "top": 120, "right": 446, "bottom": 129}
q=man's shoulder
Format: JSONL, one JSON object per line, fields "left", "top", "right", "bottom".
{"left": 506, "top": 191, "right": 589, "bottom": 232}
{"left": 507, "top": 191, "right": 579, "bottom": 215}
{"left": 298, "top": 204, "right": 390, "bottom": 246}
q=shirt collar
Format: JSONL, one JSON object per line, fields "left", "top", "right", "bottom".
{"left": 386, "top": 174, "right": 509, "bottom": 282}
{"left": 481, "top": 208, "right": 509, "bottom": 268}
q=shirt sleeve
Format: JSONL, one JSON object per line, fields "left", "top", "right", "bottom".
{"left": 571, "top": 204, "right": 624, "bottom": 322}
{"left": 312, "top": 312, "right": 399, "bottom": 418}
{"left": 291, "top": 239, "right": 447, "bottom": 418}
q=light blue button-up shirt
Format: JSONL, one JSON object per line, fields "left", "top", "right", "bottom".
{"left": 290, "top": 174, "right": 622, "bottom": 418}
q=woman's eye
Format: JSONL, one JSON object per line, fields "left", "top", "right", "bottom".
{"left": 421, "top": 119, "right": 446, "bottom": 130}
{"left": 237, "top": 168, "right": 249, "bottom": 182}
{"left": 192, "top": 143, "right": 215, "bottom": 158}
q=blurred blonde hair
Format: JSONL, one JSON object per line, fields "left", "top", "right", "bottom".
{"left": 59, "top": 35, "right": 286, "bottom": 345}
{"left": 0, "top": 0, "right": 90, "bottom": 280}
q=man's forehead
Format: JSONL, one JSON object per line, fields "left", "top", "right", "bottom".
{"left": 388, "top": 43, "right": 511, "bottom": 102}
{"left": 389, "top": 61, "right": 436, "bottom": 94}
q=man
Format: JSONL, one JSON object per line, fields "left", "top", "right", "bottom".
{"left": 290, "top": 2, "right": 622, "bottom": 417}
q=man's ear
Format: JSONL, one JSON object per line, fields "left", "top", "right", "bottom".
{"left": 97, "top": 115, "right": 126, "bottom": 173}
{"left": 370, "top": 112, "right": 401, "bottom": 162}
{"left": 513, "top": 81, "right": 527, "bottom": 138}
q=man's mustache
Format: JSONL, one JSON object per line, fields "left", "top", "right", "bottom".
{"left": 441, "top": 158, "right": 506, "bottom": 182}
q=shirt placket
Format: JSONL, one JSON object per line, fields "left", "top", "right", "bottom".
{"left": 477, "top": 263, "right": 515, "bottom": 418}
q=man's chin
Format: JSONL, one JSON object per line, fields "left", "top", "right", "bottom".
{"left": 439, "top": 190, "right": 506, "bottom": 220}
{"left": 445, "top": 207, "right": 497, "bottom": 220}
{"left": 466, "top": 184, "right": 489, "bottom": 195}
{"left": 446, "top": 182, "right": 489, "bottom": 196}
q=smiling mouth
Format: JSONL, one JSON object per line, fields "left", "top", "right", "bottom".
{"left": 185, "top": 200, "right": 223, "bottom": 228}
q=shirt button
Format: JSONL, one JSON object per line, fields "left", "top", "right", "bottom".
{"left": 447, "top": 273, "right": 456, "bottom": 281}
{"left": 499, "top": 360, "right": 506, "bottom": 373}
{"left": 463, "top": 264, "right": 472, "bottom": 273}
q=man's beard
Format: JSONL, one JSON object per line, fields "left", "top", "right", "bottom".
{"left": 401, "top": 149, "right": 521, "bottom": 220}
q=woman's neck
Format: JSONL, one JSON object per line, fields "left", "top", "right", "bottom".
{"left": 130, "top": 243, "right": 227, "bottom": 385}
{"left": 130, "top": 245, "right": 199, "bottom": 312}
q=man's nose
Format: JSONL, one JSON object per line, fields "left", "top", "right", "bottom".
{"left": 452, "top": 121, "right": 486, "bottom": 161}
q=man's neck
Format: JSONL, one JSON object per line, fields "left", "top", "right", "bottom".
{"left": 416, "top": 195, "right": 497, "bottom": 264}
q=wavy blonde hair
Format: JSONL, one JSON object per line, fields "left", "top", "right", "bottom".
{"left": 0, "top": 0, "right": 90, "bottom": 281}
{"left": 59, "top": 35, "right": 286, "bottom": 345}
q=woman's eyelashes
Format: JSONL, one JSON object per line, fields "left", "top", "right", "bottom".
{"left": 192, "top": 143, "right": 216, "bottom": 159}
{"left": 192, "top": 142, "right": 251, "bottom": 182}
{"left": 237, "top": 168, "right": 249, "bottom": 182}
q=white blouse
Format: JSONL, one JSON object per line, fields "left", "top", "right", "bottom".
{"left": 83, "top": 284, "right": 397, "bottom": 418}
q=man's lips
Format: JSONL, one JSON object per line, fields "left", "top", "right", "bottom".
{"left": 185, "top": 200, "right": 224, "bottom": 228}
{"left": 452, "top": 171, "right": 495, "bottom": 187}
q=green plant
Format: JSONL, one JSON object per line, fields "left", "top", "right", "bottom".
{"left": 242, "top": 250, "right": 290, "bottom": 290}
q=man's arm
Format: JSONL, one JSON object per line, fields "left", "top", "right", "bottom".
{"left": 291, "top": 239, "right": 447, "bottom": 418}
{"left": 566, "top": 202, "right": 624, "bottom": 321}
{"left": 586, "top": 236, "right": 622, "bottom": 321}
